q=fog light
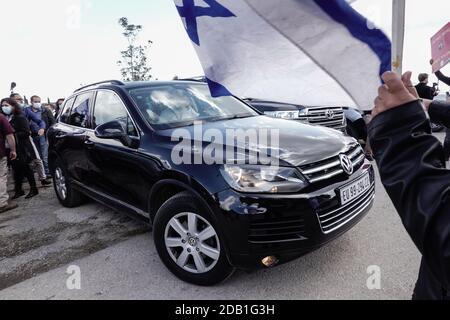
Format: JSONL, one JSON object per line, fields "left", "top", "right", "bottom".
{"left": 261, "top": 256, "right": 279, "bottom": 268}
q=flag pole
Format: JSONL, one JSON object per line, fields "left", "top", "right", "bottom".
{"left": 392, "top": 0, "right": 406, "bottom": 75}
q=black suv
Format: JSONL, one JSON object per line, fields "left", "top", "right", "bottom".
{"left": 48, "top": 80, "right": 375, "bottom": 286}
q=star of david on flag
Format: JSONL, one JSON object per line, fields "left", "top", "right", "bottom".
{"left": 173, "top": 0, "right": 391, "bottom": 110}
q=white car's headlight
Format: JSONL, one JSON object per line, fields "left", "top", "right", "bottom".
{"left": 221, "top": 165, "right": 308, "bottom": 193}
{"left": 264, "top": 110, "right": 300, "bottom": 119}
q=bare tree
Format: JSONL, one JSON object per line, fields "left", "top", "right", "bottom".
{"left": 117, "top": 17, "right": 153, "bottom": 81}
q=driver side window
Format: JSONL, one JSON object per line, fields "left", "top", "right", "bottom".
{"left": 93, "top": 90, "right": 138, "bottom": 137}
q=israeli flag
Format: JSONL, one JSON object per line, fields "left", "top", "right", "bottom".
{"left": 174, "top": 0, "right": 391, "bottom": 110}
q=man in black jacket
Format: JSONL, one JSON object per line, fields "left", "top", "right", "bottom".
{"left": 369, "top": 71, "right": 450, "bottom": 300}
{"left": 415, "top": 73, "right": 437, "bottom": 100}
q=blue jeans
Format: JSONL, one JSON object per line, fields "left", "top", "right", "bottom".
{"left": 33, "top": 135, "right": 50, "bottom": 176}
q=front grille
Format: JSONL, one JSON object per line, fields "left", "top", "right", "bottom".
{"left": 297, "top": 107, "right": 346, "bottom": 130}
{"left": 249, "top": 216, "right": 306, "bottom": 244}
{"left": 299, "top": 144, "right": 365, "bottom": 184}
{"left": 316, "top": 182, "right": 375, "bottom": 234}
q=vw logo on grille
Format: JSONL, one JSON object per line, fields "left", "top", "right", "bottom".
{"left": 339, "top": 154, "right": 354, "bottom": 176}
{"left": 325, "top": 109, "right": 335, "bottom": 120}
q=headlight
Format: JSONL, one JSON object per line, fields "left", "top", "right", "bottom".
{"left": 221, "top": 165, "right": 308, "bottom": 193}
{"left": 264, "top": 110, "right": 299, "bottom": 119}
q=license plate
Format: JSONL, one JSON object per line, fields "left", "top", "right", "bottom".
{"left": 338, "top": 173, "right": 372, "bottom": 205}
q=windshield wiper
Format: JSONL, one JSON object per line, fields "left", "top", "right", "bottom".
{"left": 164, "top": 114, "right": 257, "bottom": 128}
{"left": 208, "top": 113, "right": 257, "bottom": 122}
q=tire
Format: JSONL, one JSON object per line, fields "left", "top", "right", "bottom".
{"left": 52, "top": 158, "right": 86, "bottom": 208}
{"left": 153, "top": 191, "right": 235, "bottom": 286}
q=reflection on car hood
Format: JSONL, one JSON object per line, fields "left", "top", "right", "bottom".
{"left": 156, "top": 116, "right": 356, "bottom": 167}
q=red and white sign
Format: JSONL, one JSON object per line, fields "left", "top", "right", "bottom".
{"left": 431, "top": 22, "right": 450, "bottom": 73}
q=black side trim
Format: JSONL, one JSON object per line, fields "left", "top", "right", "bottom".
{"left": 72, "top": 180, "right": 150, "bottom": 225}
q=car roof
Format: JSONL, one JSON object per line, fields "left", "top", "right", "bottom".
{"left": 121, "top": 80, "right": 206, "bottom": 90}
{"left": 74, "top": 80, "right": 207, "bottom": 95}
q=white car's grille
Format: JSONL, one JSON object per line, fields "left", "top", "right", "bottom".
{"left": 297, "top": 107, "right": 346, "bottom": 131}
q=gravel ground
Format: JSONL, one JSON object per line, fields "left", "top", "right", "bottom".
{"left": 0, "top": 182, "right": 149, "bottom": 291}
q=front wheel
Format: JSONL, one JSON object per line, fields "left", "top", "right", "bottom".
{"left": 153, "top": 191, "right": 235, "bottom": 286}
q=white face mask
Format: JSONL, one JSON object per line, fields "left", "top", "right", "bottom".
{"left": 2, "top": 106, "right": 13, "bottom": 115}
{"left": 32, "top": 103, "right": 42, "bottom": 110}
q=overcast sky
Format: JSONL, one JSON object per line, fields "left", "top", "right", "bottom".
{"left": 0, "top": 0, "right": 449, "bottom": 101}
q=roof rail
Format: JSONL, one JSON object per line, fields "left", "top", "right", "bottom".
{"left": 74, "top": 80, "right": 125, "bottom": 93}
{"left": 177, "top": 76, "right": 207, "bottom": 83}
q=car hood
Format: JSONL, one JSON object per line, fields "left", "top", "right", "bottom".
{"left": 156, "top": 116, "right": 356, "bottom": 167}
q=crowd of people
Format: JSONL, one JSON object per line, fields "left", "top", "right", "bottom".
{"left": 414, "top": 60, "right": 450, "bottom": 160}
{"left": 0, "top": 93, "right": 64, "bottom": 213}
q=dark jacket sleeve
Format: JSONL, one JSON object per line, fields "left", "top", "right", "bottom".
{"left": 429, "top": 101, "right": 450, "bottom": 128}
{"left": 43, "top": 109, "right": 56, "bottom": 129}
{"left": 13, "top": 115, "right": 31, "bottom": 140}
{"left": 436, "top": 71, "right": 450, "bottom": 86}
{"left": 368, "top": 100, "right": 450, "bottom": 289}
{"left": 47, "top": 109, "right": 56, "bottom": 128}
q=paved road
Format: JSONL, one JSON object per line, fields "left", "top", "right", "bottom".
{"left": 3, "top": 133, "right": 444, "bottom": 300}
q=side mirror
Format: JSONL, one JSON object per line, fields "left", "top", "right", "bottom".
{"left": 95, "top": 120, "right": 132, "bottom": 147}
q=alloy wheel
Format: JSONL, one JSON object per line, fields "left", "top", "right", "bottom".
{"left": 164, "top": 212, "right": 221, "bottom": 274}
{"left": 54, "top": 167, "right": 67, "bottom": 200}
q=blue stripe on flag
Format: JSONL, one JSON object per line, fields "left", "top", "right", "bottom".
{"left": 206, "top": 77, "right": 233, "bottom": 97}
{"left": 313, "top": 0, "right": 391, "bottom": 80}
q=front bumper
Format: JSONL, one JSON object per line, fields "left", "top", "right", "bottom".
{"left": 212, "top": 162, "right": 375, "bottom": 269}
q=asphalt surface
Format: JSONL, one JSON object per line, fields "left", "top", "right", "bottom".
{"left": 2, "top": 133, "right": 442, "bottom": 300}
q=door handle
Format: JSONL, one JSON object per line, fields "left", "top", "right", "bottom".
{"left": 55, "top": 133, "right": 69, "bottom": 139}
{"left": 56, "top": 129, "right": 86, "bottom": 139}
{"left": 84, "top": 140, "right": 95, "bottom": 149}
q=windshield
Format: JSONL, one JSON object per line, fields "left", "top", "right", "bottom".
{"left": 128, "top": 83, "right": 258, "bottom": 129}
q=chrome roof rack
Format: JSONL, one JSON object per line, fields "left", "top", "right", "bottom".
{"left": 74, "top": 80, "right": 125, "bottom": 93}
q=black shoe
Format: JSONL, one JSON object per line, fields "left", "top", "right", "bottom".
{"left": 25, "top": 188, "right": 39, "bottom": 199}
{"left": 12, "top": 191, "right": 25, "bottom": 200}
{"left": 41, "top": 179, "right": 52, "bottom": 187}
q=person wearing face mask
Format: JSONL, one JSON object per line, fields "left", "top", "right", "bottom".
{"left": 0, "top": 104, "right": 18, "bottom": 213}
{"left": 10, "top": 93, "right": 50, "bottom": 185}
{"left": 28, "top": 95, "right": 55, "bottom": 181}
{"left": 1, "top": 98, "right": 39, "bottom": 199}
